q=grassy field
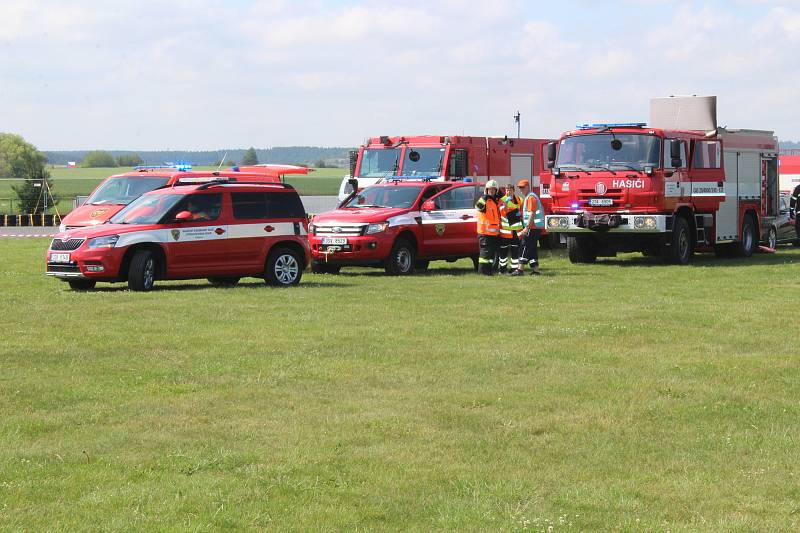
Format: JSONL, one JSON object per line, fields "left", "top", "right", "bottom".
{"left": 1, "top": 239, "right": 800, "bottom": 530}
{"left": 0, "top": 167, "right": 344, "bottom": 214}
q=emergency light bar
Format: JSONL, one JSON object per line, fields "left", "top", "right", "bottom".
{"left": 135, "top": 163, "right": 193, "bottom": 171}
{"left": 576, "top": 122, "right": 646, "bottom": 130}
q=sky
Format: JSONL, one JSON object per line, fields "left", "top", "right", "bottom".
{"left": 1, "top": 0, "right": 799, "bottom": 150}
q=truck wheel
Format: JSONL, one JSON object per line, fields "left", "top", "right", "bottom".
{"left": 566, "top": 235, "right": 597, "bottom": 264}
{"left": 767, "top": 226, "right": 777, "bottom": 250}
{"left": 265, "top": 247, "right": 302, "bottom": 286}
{"left": 311, "top": 260, "right": 340, "bottom": 274}
{"left": 385, "top": 238, "right": 415, "bottom": 275}
{"left": 736, "top": 214, "right": 756, "bottom": 257}
{"left": 208, "top": 277, "right": 240, "bottom": 287}
{"left": 128, "top": 250, "right": 157, "bottom": 291}
{"left": 68, "top": 279, "right": 96, "bottom": 291}
{"left": 414, "top": 260, "right": 430, "bottom": 271}
{"left": 471, "top": 255, "right": 479, "bottom": 271}
{"left": 663, "top": 216, "right": 692, "bottom": 265}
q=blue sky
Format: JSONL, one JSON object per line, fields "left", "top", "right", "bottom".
{"left": 1, "top": 0, "right": 798, "bottom": 150}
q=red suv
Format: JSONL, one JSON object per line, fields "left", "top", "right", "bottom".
{"left": 46, "top": 181, "right": 311, "bottom": 290}
{"left": 308, "top": 180, "right": 482, "bottom": 274}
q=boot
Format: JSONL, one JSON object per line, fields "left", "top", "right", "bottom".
{"left": 531, "top": 264, "right": 541, "bottom": 276}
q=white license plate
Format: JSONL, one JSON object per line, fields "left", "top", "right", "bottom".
{"left": 322, "top": 237, "right": 348, "bottom": 245}
{"left": 50, "top": 253, "right": 71, "bottom": 263}
{"left": 589, "top": 198, "right": 613, "bottom": 206}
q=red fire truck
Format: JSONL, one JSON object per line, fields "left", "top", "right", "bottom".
{"left": 544, "top": 96, "right": 780, "bottom": 264}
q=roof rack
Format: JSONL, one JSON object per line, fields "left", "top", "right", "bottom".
{"left": 388, "top": 176, "right": 435, "bottom": 183}
{"left": 197, "top": 181, "right": 297, "bottom": 191}
{"left": 172, "top": 176, "right": 234, "bottom": 187}
{"left": 135, "top": 163, "right": 193, "bottom": 172}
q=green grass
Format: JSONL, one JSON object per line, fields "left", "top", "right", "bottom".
{"left": 2, "top": 240, "right": 800, "bottom": 530}
{"left": 0, "top": 167, "right": 344, "bottom": 214}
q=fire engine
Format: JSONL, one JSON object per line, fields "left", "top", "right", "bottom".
{"left": 544, "top": 96, "right": 780, "bottom": 264}
{"left": 60, "top": 164, "right": 311, "bottom": 231}
{"left": 338, "top": 135, "right": 551, "bottom": 199}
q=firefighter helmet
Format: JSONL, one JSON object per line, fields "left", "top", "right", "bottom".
{"left": 485, "top": 180, "right": 499, "bottom": 191}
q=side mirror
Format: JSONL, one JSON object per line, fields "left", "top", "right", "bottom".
{"left": 546, "top": 142, "right": 557, "bottom": 169}
{"left": 422, "top": 200, "right": 436, "bottom": 212}
{"left": 349, "top": 150, "right": 358, "bottom": 179}
{"left": 175, "top": 210, "right": 192, "bottom": 221}
{"left": 347, "top": 177, "right": 358, "bottom": 192}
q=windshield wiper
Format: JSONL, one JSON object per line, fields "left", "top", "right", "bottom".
{"left": 608, "top": 163, "right": 642, "bottom": 171}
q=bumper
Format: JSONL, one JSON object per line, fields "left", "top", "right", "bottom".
{"left": 45, "top": 248, "right": 125, "bottom": 280}
{"left": 309, "top": 233, "right": 395, "bottom": 264}
{"left": 546, "top": 213, "right": 669, "bottom": 233}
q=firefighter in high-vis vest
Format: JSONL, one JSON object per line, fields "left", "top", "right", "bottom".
{"left": 517, "top": 179, "right": 545, "bottom": 275}
{"left": 498, "top": 183, "right": 524, "bottom": 275}
{"left": 475, "top": 180, "right": 501, "bottom": 275}
{"left": 791, "top": 185, "right": 800, "bottom": 241}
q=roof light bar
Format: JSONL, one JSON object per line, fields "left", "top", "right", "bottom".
{"left": 135, "top": 163, "right": 193, "bottom": 171}
{"left": 576, "top": 122, "right": 647, "bottom": 130}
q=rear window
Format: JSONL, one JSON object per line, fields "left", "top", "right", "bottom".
{"left": 232, "top": 191, "right": 306, "bottom": 219}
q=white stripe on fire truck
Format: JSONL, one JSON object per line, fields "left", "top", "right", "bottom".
{"left": 113, "top": 222, "right": 303, "bottom": 248}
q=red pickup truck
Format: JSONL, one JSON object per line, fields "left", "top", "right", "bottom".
{"left": 308, "top": 179, "right": 483, "bottom": 274}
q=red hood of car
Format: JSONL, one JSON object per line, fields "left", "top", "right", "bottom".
{"left": 312, "top": 207, "right": 412, "bottom": 224}
{"left": 54, "top": 222, "right": 159, "bottom": 240}
{"left": 61, "top": 204, "right": 125, "bottom": 227}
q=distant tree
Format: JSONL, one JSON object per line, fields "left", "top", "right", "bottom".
{"left": 315, "top": 159, "right": 328, "bottom": 168}
{"left": 0, "top": 133, "right": 60, "bottom": 213}
{"left": 116, "top": 154, "right": 143, "bottom": 167}
{"left": 241, "top": 147, "right": 259, "bottom": 166}
{"left": 81, "top": 150, "right": 117, "bottom": 168}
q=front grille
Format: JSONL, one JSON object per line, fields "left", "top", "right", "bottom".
{"left": 65, "top": 226, "right": 82, "bottom": 230}
{"left": 50, "top": 238, "right": 85, "bottom": 251}
{"left": 314, "top": 224, "right": 365, "bottom": 237}
{"left": 46, "top": 264, "right": 81, "bottom": 273}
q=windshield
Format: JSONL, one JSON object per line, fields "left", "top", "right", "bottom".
{"left": 345, "top": 186, "right": 423, "bottom": 209}
{"left": 109, "top": 193, "right": 184, "bottom": 224}
{"left": 556, "top": 134, "right": 661, "bottom": 171}
{"left": 401, "top": 147, "right": 444, "bottom": 177}
{"left": 358, "top": 149, "right": 400, "bottom": 178}
{"left": 85, "top": 176, "right": 170, "bottom": 205}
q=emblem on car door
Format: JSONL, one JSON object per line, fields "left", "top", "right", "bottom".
{"left": 171, "top": 229, "right": 180, "bottom": 241}
{"left": 435, "top": 223, "right": 445, "bottom": 236}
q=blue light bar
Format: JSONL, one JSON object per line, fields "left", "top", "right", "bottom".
{"left": 576, "top": 122, "right": 647, "bottom": 130}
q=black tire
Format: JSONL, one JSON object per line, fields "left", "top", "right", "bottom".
{"left": 311, "top": 260, "right": 340, "bottom": 274}
{"left": 566, "top": 235, "right": 597, "bottom": 264}
{"left": 208, "top": 277, "right": 240, "bottom": 287}
{"left": 414, "top": 260, "right": 430, "bottom": 271}
{"left": 767, "top": 226, "right": 777, "bottom": 250}
{"left": 736, "top": 214, "right": 757, "bottom": 257}
{"left": 384, "top": 238, "right": 415, "bottom": 275}
{"left": 265, "top": 247, "right": 302, "bottom": 286}
{"left": 663, "top": 216, "right": 693, "bottom": 265}
{"left": 128, "top": 250, "right": 157, "bottom": 291}
{"left": 68, "top": 279, "right": 96, "bottom": 291}
{"left": 471, "top": 255, "right": 480, "bottom": 271}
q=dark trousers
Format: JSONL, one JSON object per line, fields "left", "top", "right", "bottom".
{"left": 498, "top": 233, "right": 520, "bottom": 271}
{"left": 478, "top": 235, "right": 499, "bottom": 275}
{"left": 520, "top": 230, "right": 541, "bottom": 266}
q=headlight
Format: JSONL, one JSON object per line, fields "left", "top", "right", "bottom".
{"left": 58, "top": 223, "right": 66, "bottom": 232}
{"left": 634, "top": 216, "right": 657, "bottom": 229}
{"left": 547, "top": 217, "right": 560, "bottom": 228}
{"left": 87, "top": 235, "right": 120, "bottom": 249}
{"left": 559, "top": 217, "right": 569, "bottom": 228}
{"left": 308, "top": 223, "right": 316, "bottom": 235}
{"left": 366, "top": 222, "right": 389, "bottom": 234}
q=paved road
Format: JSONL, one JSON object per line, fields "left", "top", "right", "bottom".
{"left": 0, "top": 196, "right": 340, "bottom": 237}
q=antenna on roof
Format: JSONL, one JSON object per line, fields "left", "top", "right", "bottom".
{"left": 217, "top": 151, "right": 228, "bottom": 170}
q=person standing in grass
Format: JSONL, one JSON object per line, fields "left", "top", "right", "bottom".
{"left": 475, "top": 180, "right": 501, "bottom": 275}
{"left": 498, "top": 183, "right": 524, "bottom": 275}
{"left": 516, "top": 179, "right": 544, "bottom": 276}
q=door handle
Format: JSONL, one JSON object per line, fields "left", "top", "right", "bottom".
{"left": 460, "top": 214, "right": 472, "bottom": 220}
{"left": 264, "top": 225, "right": 275, "bottom": 232}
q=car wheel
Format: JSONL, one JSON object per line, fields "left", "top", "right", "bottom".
{"left": 663, "top": 216, "right": 692, "bottom": 265}
{"left": 128, "top": 250, "right": 156, "bottom": 291}
{"left": 68, "top": 279, "right": 96, "bottom": 291}
{"left": 311, "top": 260, "right": 340, "bottom": 274}
{"left": 384, "top": 238, "right": 415, "bottom": 275}
{"left": 471, "top": 255, "right": 479, "bottom": 271}
{"left": 266, "top": 247, "right": 302, "bottom": 286}
{"left": 208, "top": 277, "right": 240, "bottom": 287}
{"left": 736, "top": 214, "right": 756, "bottom": 257}
{"left": 767, "top": 226, "right": 777, "bottom": 250}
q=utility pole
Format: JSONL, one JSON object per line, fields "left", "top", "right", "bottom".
{"left": 514, "top": 111, "right": 521, "bottom": 138}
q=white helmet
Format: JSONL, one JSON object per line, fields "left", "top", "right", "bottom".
{"left": 485, "top": 180, "right": 499, "bottom": 191}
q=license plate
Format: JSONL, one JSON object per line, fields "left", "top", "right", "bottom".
{"left": 322, "top": 237, "right": 348, "bottom": 245}
{"left": 50, "top": 253, "right": 71, "bottom": 263}
{"left": 589, "top": 198, "right": 613, "bottom": 206}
